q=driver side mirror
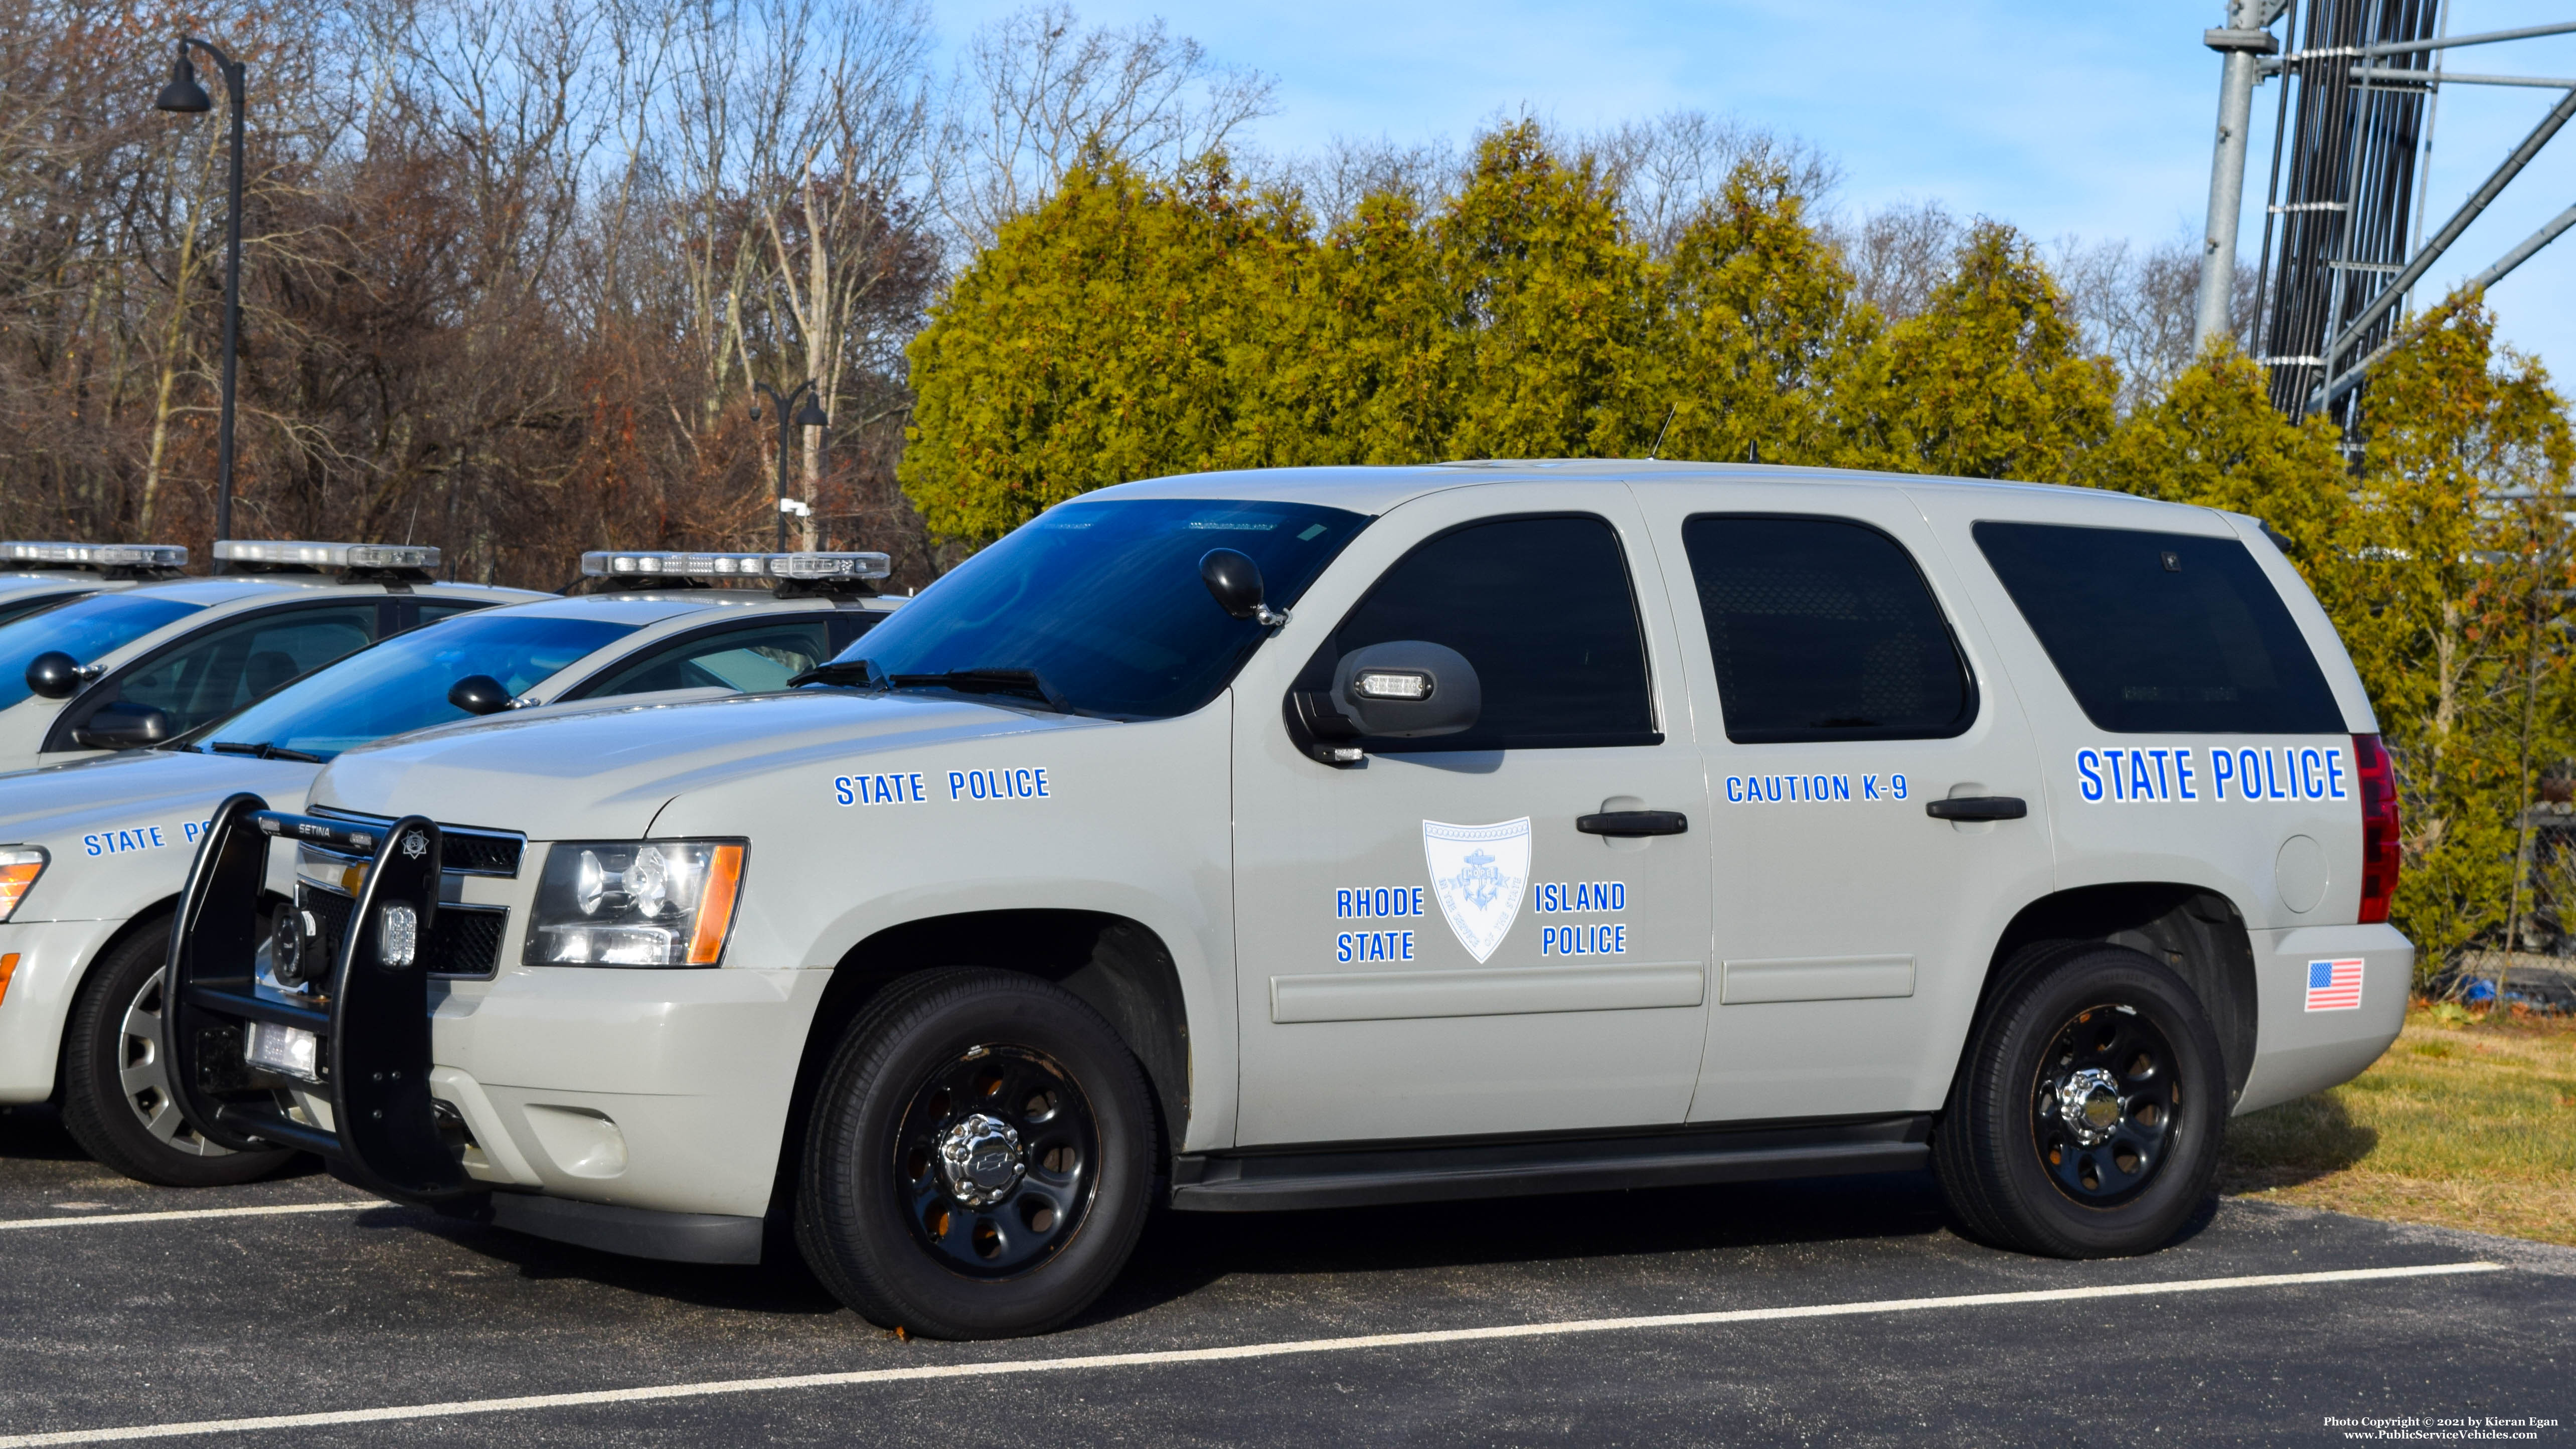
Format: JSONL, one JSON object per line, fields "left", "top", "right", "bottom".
{"left": 448, "top": 675, "right": 514, "bottom": 716}
{"left": 71, "top": 700, "right": 173, "bottom": 750}
{"left": 1334, "top": 640, "right": 1481, "bottom": 739}
{"left": 25, "top": 651, "right": 85, "bottom": 700}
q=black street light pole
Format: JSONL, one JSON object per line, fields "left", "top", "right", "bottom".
{"left": 153, "top": 37, "right": 245, "bottom": 569}
{"left": 750, "top": 380, "right": 828, "bottom": 551}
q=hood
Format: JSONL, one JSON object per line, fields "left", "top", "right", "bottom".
{"left": 0, "top": 747, "right": 317, "bottom": 857}
{"left": 313, "top": 689, "right": 1104, "bottom": 839}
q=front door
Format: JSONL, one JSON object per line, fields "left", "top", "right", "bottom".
{"left": 1230, "top": 485, "right": 1714, "bottom": 1147}
{"left": 1628, "top": 479, "right": 2056, "bottom": 1124}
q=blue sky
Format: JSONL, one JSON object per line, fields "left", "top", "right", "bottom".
{"left": 931, "top": 1, "right": 2576, "bottom": 380}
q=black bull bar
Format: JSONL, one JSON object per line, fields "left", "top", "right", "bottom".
{"left": 165, "top": 792, "right": 473, "bottom": 1201}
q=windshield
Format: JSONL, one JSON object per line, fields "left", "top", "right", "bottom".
{"left": 0, "top": 592, "right": 205, "bottom": 712}
{"left": 829, "top": 498, "right": 1368, "bottom": 719}
{"left": 196, "top": 611, "right": 638, "bottom": 761}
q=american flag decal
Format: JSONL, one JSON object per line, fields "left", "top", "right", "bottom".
{"left": 2305, "top": 958, "right": 2364, "bottom": 1012}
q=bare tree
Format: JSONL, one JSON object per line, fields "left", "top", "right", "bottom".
{"left": 1589, "top": 109, "right": 1839, "bottom": 256}
{"left": 928, "top": 3, "right": 1276, "bottom": 251}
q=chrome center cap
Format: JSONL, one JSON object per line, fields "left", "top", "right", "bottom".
{"left": 2056, "top": 1067, "right": 2125, "bottom": 1146}
{"left": 936, "top": 1112, "right": 1025, "bottom": 1206}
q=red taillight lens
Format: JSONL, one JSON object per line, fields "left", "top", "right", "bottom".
{"left": 2353, "top": 733, "right": 2401, "bottom": 924}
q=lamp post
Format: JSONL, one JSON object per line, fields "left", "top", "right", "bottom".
{"left": 750, "top": 380, "right": 828, "bottom": 551}
{"left": 152, "top": 37, "right": 246, "bottom": 570}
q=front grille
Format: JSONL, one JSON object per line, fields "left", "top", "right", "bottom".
{"left": 309, "top": 805, "right": 525, "bottom": 877}
{"left": 427, "top": 907, "right": 506, "bottom": 978}
{"left": 294, "top": 887, "right": 504, "bottom": 979}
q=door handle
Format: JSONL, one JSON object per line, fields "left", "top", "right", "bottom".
{"left": 1924, "top": 795, "right": 2027, "bottom": 822}
{"left": 1576, "top": 810, "right": 1689, "bottom": 837}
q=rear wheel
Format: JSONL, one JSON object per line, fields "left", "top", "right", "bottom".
{"left": 60, "top": 924, "right": 294, "bottom": 1187}
{"left": 796, "top": 968, "right": 1154, "bottom": 1339}
{"left": 1933, "top": 942, "right": 2224, "bottom": 1258}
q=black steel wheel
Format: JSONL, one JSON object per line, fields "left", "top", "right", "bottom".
{"left": 797, "top": 968, "right": 1153, "bottom": 1339}
{"left": 2030, "top": 1003, "right": 2179, "bottom": 1207}
{"left": 895, "top": 1043, "right": 1100, "bottom": 1278}
{"left": 1933, "top": 942, "right": 2224, "bottom": 1258}
{"left": 59, "top": 923, "right": 294, "bottom": 1187}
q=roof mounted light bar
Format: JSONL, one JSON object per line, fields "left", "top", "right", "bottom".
{"left": 213, "top": 540, "right": 441, "bottom": 573}
{"left": 2, "top": 541, "right": 190, "bottom": 573}
{"left": 580, "top": 550, "right": 892, "bottom": 594}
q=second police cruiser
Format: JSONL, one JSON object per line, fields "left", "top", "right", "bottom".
{"left": 0, "top": 550, "right": 897, "bottom": 1187}
{"left": 160, "top": 463, "right": 2411, "bottom": 1341}
{"left": 0, "top": 542, "right": 188, "bottom": 628}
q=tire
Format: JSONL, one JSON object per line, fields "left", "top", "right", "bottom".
{"left": 59, "top": 923, "right": 294, "bottom": 1187}
{"left": 1932, "top": 941, "right": 2225, "bottom": 1258}
{"left": 796, "top": 968, "right": 1155, "bottom": 1339}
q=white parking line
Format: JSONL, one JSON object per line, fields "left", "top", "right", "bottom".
{"left": 0, "top": 1259, "right": 2502, "bottom": 1447}
{"left": 0, "top": 1200, "right": 375, "bottom": 1232}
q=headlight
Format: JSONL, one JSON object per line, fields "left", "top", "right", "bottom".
{"left": 525, "top": 840, "right": 744, "bottom": 967}
{"left": 0, "top": 847, "right": 45, "bottom": 922}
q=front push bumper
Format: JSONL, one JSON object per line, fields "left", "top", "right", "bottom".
{"left": 166, "top": 794, "right": 468, "bottom": 1201}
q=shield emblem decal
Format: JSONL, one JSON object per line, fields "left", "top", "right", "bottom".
{"left": 1422, "top": 818, "right": 1531, "bottom": 963}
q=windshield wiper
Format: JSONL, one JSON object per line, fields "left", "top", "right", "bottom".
{"left": 885, "top": 668, "right": 1069, "bottom": 712}
{"left": 209, "top": 740, "right": 326, "bottom": 763}
{"left": 787, "top": 660, "right": 881, "bottom": 689}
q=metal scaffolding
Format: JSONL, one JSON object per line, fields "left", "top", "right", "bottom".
{"left": 2192, "top": 4, "right": 2576, "bottom": 427}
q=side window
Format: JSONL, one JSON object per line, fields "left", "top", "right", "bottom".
{"left": 1296, "top": 514, "right": 1658, "bottom": 751}
{"left": 1973, "top": 521, "right": 2343, "bottom": 734}
{"left": 570, "top": 619, "right": 834, "bottom": 699}
{"left": 1682, "top": 515, "right": 1975, "bottom": 744}
{"left": 414, "top": 601, "right": 486, "bottom": 628}
{"left": 112, "top": 604, "right": 378, "bottom": 735}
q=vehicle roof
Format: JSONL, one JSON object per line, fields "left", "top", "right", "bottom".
{"left": 1087, "top": 459, "right": 2211, "bottom": 523}
{"left": 481, "top": 589, "right": 881, "bottom": 626}
{"left": 0, "top": 573, "right": 111, "bottom": 600}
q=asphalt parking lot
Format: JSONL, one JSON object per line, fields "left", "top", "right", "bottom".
{"left": 1, "top": 1102, "right": 2568, "bottom": 1448}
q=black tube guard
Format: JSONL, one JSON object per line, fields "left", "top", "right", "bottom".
{"left": 165, "top": 793, "right": 473, "bottom": 1200}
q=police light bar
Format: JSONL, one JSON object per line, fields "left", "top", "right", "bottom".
{"left": 580, "top": 551, "right": 892, "bottom": 582}
{"left": 212, "top": 540, "right": 440, "bottom": 570}
{"left": 2, "top": 541, "right": 189, "bottom": 570}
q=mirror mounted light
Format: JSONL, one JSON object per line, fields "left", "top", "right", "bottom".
{"left": 25, "top": 651, "right": 87, "bottom": 700}
{"left": 1200, "top": 548, "right": 1287, "bottom": 628}
{"left": 448, "top": 676, "right": 514, "bottom": 716}
{"left": 71, "top": 700, "right": 173, "bottom": 750}
{"left": 1333, "top": 640, "right": 1480, "bottom": 739}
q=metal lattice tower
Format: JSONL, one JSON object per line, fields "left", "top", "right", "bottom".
{"left": 2193, "top": 3, "right": 2576, "bottom": 427}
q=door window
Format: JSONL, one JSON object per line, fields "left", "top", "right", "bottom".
{"left": 570, "top": 619, "right": 836, "bottom": 698}
{"left": 1296, "top": 514, "right": 1657, "bottom": 751}
{"left": 1682, "top": 515, "right": 1975, "bottom": 744}
{"left": 110, "top": 604, "right": 378, "bottom": 736}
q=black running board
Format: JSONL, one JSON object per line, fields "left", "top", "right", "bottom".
{"left": 1168, "top": 1115, "right": 1933, "bottom": 1213}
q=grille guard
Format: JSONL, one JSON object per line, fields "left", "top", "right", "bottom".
{"left": 165, "top": 792, "right": 474, "bottom": 1201}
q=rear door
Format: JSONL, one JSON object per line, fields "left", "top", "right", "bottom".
{"left": 1631, "top": 478, "right": 2056, "bottom": 1123}
{"left": 1228, "top": 484, "right": 1715, "bottom": 1146}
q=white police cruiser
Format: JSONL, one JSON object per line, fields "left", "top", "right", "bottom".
{"left": 0, "top": 543, "right": 190, "bottom": 628}
{"left": 0, "top": 550, "right": 898, "bottom": 1187}
{"left": 160, "top": 463, "right": 2409, "bottom": 1340}
{"left": 0, "top": 541, "right": 545, "bottom": 775}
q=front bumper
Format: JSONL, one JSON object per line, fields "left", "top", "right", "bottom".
{"left": 2233, "top": 921, "right": 2413, "bottom": 1114}
{"left": 0, "top": 916, "right": 131, "bottom": 1103}
{"left": 167, "top": 795, "right": 824, "bottom": 1240}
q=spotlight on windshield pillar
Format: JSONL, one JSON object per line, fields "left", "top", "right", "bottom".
{"left": 154, "top": 46, "right": 211, "bottom": 113}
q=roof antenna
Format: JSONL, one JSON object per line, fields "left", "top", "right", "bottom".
{"left": 1648, "top": 405, "right": 1675, "bottom": 460}
{"left": 1747, "top": 440, "right": 1761, "bottom": 465}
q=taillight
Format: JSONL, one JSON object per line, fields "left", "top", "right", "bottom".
{"left": 2353, "top": 733, "right": 2401, "bottom": 924}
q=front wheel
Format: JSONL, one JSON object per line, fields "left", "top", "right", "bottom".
{"left": 60, "top": 925, "right": 294, "bottom": 1187}
{"left": 1933, "top": 942, "right": 2225, "bottom": 1258}
{"left": 796, "top": 968, "right": 1155, "bottom": 1339}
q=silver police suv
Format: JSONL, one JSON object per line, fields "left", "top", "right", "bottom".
{"left": 159, "top": 463, "right": 2408, "bottom": 1339}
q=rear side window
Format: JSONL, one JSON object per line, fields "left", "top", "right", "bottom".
{"left": 1681, "top": 515, "right": 1975, "bottom": 744}
{"left": 1297, "top": 514, "right": 1658, "bottom": 751}
{"left": 1974, "top": 521, "right": 2342, "bottom": 734}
